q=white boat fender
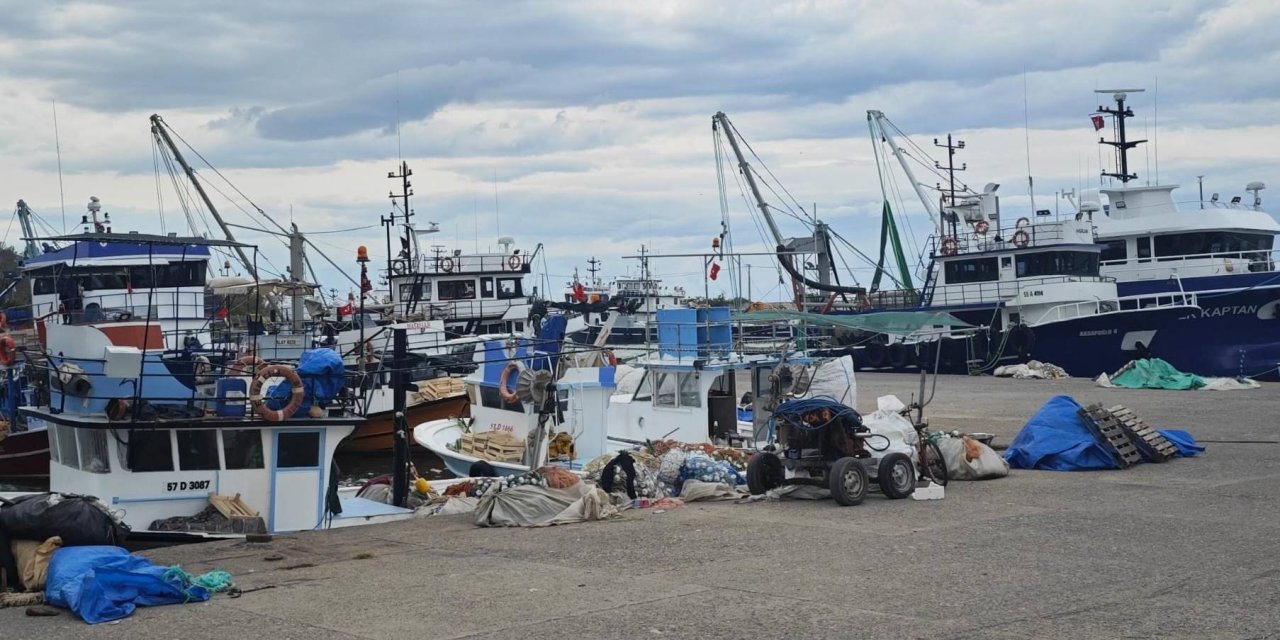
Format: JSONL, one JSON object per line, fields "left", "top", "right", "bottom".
{"left": 56, "top": 363, "right": 92, "bottom": 397}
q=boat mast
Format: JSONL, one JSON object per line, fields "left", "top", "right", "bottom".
{"left": 934, "top": 134, "right": 966, "bottom": 238}
{"left": 713, "top": 112, "right": 785, "bottom": 246}
{"left": 150, "top": 114, "right": 257, "bottom": 279}
{"left": 867, "top": 110, "right": 943, "bottom": 236}
{"left": 15, "top": 200, "right": 39, "bottom": 259}
{"left": 1096, "top": 89, "right": 1146, "bottom": 184}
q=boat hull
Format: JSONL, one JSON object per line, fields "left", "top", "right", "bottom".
{"left": 0, "top": 427, "right": 50, "bottom": 478}
{"left": 341, "top": 395, "right": 470, "bottom": 453}
{"left": 1117, "top": 272, "right": 1280, "bottom": 379}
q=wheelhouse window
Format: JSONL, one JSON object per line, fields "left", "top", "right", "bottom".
{"left": 1137, "top": 237, "right": 1152, "bottom": 263}
{"left": 653, "top": 372, "right": 678, "bottom": 407}
{"left": 438, "top": 280, "right": 476, "bottom": 301}
{"left": 943, "top": 257, "right": 999, "bottom": 284}
{"left": 1154, "top": 232, "right": 1276, "bottom": 260}
{"left": 77, "top": 429, "right": 111, "bottom": 473}
{"left": 222, "top": 429, "right": 264, "bottom": 469}
{"left": 678, "top": 372, "right": 701, "bottom": 408}
{"left": 1099, "top": 240, "right": 1127, "bottom": 263}
{"left": 479, "top": 384, "right": 525, "bottom": 411}
{"left": 497, "top": 278, "right": 523, "bottom": 299}
{"left": 633, "top": 370, "right": 653, "bottom": 402}
{"left": 176, "top": 429, "right": 220, "bottom": 471}
{"left": 399, "top": 282, "right": 430, "bottom": 302}
{"left": 125, "top": 429, "right": 175, "bottom": 472}
{"left": 1015, "top": 251, "right": 1100, "bottom": 278}
{"left": 277, "top": 431, "right": 321, "bottom": 468}
{"left": 481, "top": 277, "right": 495, "bottom": 298}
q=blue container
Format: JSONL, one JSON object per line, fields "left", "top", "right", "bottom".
{"left": 657, "top": 308, "right": 699, "bottom": 358}
{"left": 216, "top": 378, "right": 247, "bottom": 417}
{"left": 699, "top": 307, "right": 732, "bottom": 357}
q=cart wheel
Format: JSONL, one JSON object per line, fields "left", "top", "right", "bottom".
{"left": 746, "top": 452, "right": 784, "bottom": 495}
{"left": 923, "top": 440, "right": 949, "bottom": 487}
{"left": 877, "top": 452, "right": 916, "bottom": 499}
{"left": 829, "top": 457, "right": 868, "bottom": 506}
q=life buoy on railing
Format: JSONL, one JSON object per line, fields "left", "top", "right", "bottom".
{"left": 249, "top": 364, "right": 305, "bottom": 422}
{"left": 507, "top": 254, "right": 523, "bottom": 271}
{"left": 498, "top": 362, "right": 521, "bottom": 404}
{"left": 604, "top": 350, "right": 618, "bottom": 367}
{"left": 193, "top": 355, "right": 213, "bottom": 383}
{"left": 973, "top": 220, "right": 990, "bottom": 235}
{"left": 0, "top": 336, "right": 16, "bottom": 366}
{"left": 1015, "top": 217, "right": 1031, "bottom": 229}
{"left": 939, "top": 237, "right": 960, "bottom": 256}
{"left": 438, "top": 256, "right": 455, "bottom": 273}
{"left": 1012, "top": 230, "right": 1031, "bottom": 248}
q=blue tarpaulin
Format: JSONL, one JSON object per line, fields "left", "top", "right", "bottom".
{"left": 1003, "top": 395, "right": 1203, "bottom": 471}
{"left": 46, "top": 546, "right": 212, "bottom": 624}
{"left": 267, "top": 348, "right": 344, "bottom": 413}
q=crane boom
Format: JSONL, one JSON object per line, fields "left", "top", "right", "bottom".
{"left": 150, "top": 114, "right": 257, "bottom": 279}
{"left": 713, "top": 112, "right": 784, "bottom": 246}
{"left": 867, "top": 110, "right": 943, "bottom": 235}
{"left": 15, "top": 200, "right": 39, "bottom": 259}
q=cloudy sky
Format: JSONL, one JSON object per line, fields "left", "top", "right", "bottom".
{"left": 2, "top": 0, "right": 1279, "bottom": 302}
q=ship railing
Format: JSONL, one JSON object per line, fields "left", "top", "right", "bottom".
{"left": 1101, "top": 248, "right": 1277, "bottom": 276}
{"left": 929, "top": 275, "right": 1112, "bottom": 308}
{"left": 1029, "top": 291, "right": 1197, "bottom": 326}
{"left": 31, "top": 289, "right": 206, "bottom": 327}
{"left": 19, "top": 323, "right": 377, "bottom": 422}
{"left": 936, "top": 221, "right": 1087, "bottom": 256}
{"left": 393, "top": 253, "right": 530, "bottom": 275}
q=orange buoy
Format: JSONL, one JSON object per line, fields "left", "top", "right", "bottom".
{"left": 249, "top": 364, "right": 305, "bottom": 422}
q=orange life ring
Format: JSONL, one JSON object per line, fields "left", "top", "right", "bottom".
{"left": 605, "top": 350, "right": 617, "bottom": 367}
{"left": 0, "top": 336, "right": 16, "bottom": 366}
{"left": 973, "top": 220, "right": 990, "bottom": 235}
{"left": 1015, "top": 217, "right": 1031, "bottom": 229}
{"left": 507, "top": 254, "right": 522, "bottom": 271}
{"left": 1012, "top": 230, "right": 1031, "bottom": 248}
{"left": 249, "top": 363, "right": 305, "bottom": 421}
{"left": 498, "top": 362, "right": 521, "bottom": 404}
{"left": 939, "top": 237, "right": 959, "bottom": 256}
{"left": 438, "top": 256, "right": 454, "bottom": 273}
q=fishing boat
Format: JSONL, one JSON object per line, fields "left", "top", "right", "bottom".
{"left": 557, "top": 256, "right": 688, "bottom": 346}
{"left": 10, "top": 210, "right": 414, "bottom": 538}
{"left": 1074, "top": 90, "right": 1280, "bottom": 378}
{"left": 415, "top": 308, "right": 825, "bottom": 477}
{"left": 710, "top": 111, "right": 1200, "bottom": 377}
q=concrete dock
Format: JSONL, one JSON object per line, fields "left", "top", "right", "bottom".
{"left": 5, "top": 373, "right": 1279, "bottom": 639}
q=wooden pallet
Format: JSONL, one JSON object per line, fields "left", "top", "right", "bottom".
{"left": 1108, "top": 405, "right": 1179, "bottom": 463}
{"left": 210, "top": 493, "right": 258, "bottom": 518}
{"left": 459, "top": 431, "right": 525, "bottom": 463}
{"left": 1079, "top": 404, "right": 1143, "bottom": 468}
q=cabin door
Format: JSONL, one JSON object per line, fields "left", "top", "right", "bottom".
{"left": 269, "top": 429, "right": 325, "bottom": 532}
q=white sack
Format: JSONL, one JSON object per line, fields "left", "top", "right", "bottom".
{"left": 800, "top": 356, "right": 856, "bottom": 406}
{"left": 935, "top": 436, "right": 1009, "bottom": 481}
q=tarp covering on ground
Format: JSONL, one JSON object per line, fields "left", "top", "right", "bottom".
{"left": 0, "top": 494, "right": 129, "bottom": 546}
{"left": 45, "top": 546, "right": 213, "bottom": 624}
{"left": 1099, "top": 358, "right": 1205, "bottom": 390}
{"left": 1004, "top": 395, "right": 1204, "bottom": 471}
{"left": 473, "top": 482, "right": 622, "bottom": 527}
{"left": 1096, "top": 358, "right": 1260, "bottom": 391}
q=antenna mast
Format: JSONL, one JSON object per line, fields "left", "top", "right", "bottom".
{"left": 150, "top": 114, "right": 257, "bottom": 279}
{"left": 934, "top": 133, "right": 966, "bottom": 238}
{"left": 586, "top": 256, "right": 601, "bottom": 285}
{"left": 1095, "top": 89, "right": 1146, "bottom": 184}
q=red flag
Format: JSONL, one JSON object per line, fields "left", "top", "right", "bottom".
{"left": 215, "top": 305, "right": 229, "bottom": 319}
{"left": 337, "top": 303, "right": 354, "bottom": 316}
{"left": 1091, "top": 115, "right": 1105, "bottom": 131}
{"left": 572, "top": 282, "right": 586, "bottom": 303}
{"left": 709, "top": 262, "right": 721, "bottom": 281}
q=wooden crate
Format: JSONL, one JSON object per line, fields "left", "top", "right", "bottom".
{"left": 417, "top": 377, "right": 465, "bottom": 402}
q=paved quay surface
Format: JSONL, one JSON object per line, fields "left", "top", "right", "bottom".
{"left": 5, "top": 372, "right": 1279, "bottom": 639}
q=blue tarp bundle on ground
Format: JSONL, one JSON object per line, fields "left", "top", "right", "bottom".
{"left": 45, "top": 546, "right": 213, "bottom": 624}
{"left": 1004, "top": 395, "right": 1204, "bottom": 471}
{"left": 267, "top": 348, "right": 344, "bottom": 413}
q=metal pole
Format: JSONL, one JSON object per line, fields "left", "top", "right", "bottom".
{"left": 150, "top": 115, "right": 257, "bottom": 279}
{"left": 391, "top": 327, "right": 409, "bottom": 507}
{"left": 714, "top": 112, "right": 785, "bottom": 246}
{"left": 289, "top": 224, "right": 305, "bottom": 332}
{"left": 868, "top": 110, "right": 944, "bottom": 234}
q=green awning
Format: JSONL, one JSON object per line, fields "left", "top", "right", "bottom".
{"left": 734, "top": 309, "right": 972, "bottom": 336}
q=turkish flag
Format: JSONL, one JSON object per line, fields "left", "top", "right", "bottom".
{"left": 215, "top": 305, "right": 229, "bottom": 319}
{"left": 337, "top": 303, "right": 354, "bottom": 316}
{"left": 573, "top": 282, "right": 586, "bottom": 303}
{"left": 709, "top": 262, "right": 721, "bottom": 281}
{"left": 1091, "top": 115, "right": 1106, "bottom": 131}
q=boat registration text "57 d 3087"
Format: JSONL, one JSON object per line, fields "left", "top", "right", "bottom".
{"left": 166, "top": 480, "right": 212, "bottom": 492}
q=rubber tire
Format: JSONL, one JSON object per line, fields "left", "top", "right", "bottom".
{"left": 1009, "top": 324, "right": 1036, "bottom": 359}
{"left": 887, "top": 343, "right": 909, "bottom": 369}
{"left": 877, "top": 453, "right": 916, "bottom": 499}
{"left": 922, "top": 440, "right": 949, "bottom": 487}
{"left": 863, "top": 342, "right": 887, "bottom": 369}
{"left": 829, "top": 457, "right": 869, "bottom": 506}
{"left": 746, "top": 452, "right": 784, "bottom": 496}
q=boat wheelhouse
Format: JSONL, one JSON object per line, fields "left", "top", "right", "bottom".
{"left": 1074, "top": 90, "right": 1280, "bottom": 378}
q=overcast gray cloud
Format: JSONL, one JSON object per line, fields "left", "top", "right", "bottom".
{"left": 2, "top": 0, "right": 1279, "bottom": 298}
